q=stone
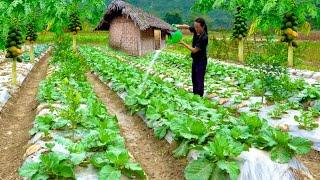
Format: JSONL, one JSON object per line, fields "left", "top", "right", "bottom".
{"left": 23, "top": 144, "right": 42, "bottom": 158}
{"left": 37, "top": 108, "right": 51, "bottom": 116}
{"left": 312, "top": 72, "right": 320, "bottom": 81}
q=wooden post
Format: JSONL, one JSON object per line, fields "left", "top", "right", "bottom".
{"left": 288, "top": 42, "right": 293, "bottom": 67}
{"left": 12, "top": 57, "right": 17, "bottom": 86}
{"left": 238, "top": 38, "right": 244, "bottom": 62}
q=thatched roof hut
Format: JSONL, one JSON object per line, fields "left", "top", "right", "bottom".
{"left": 96, "top": 0, "right": 173, "bottom": 56}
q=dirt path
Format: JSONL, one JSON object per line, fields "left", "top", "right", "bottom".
{"left": 0, "top": 54, "right": 50, "bottom": 179}
{"left": 86, "top": 72, "right": 187, "bottom": 180}
{"left": 297, "top": 150, "right": 320, "bottom": 179}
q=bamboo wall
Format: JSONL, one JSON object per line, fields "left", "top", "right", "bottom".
{"left": 109, "top": 16, "right": 140, "bottom": 56}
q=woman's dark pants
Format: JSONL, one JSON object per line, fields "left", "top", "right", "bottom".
{"left": 192, "top": 59, "right": 207, "bottom": 97}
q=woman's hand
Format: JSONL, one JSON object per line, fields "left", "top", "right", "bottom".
{"left": 179, "top": 40, "right": 200, "bottom": 54}
{"left": 176, "top": 24, "right": 189, "bottom": 29}
{"left": 179, "top": 40, "right": 185, "bottom": 46}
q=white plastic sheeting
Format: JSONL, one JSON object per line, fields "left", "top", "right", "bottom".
{"left": 259, "top": 105, "right": 320, "bottom": 151}
{"left": 239, "top": 148, "right": 312, "bottom": 180}
{"left": 0, "top": 46, "right": 52, "bottom": 112}
{"left": 97, "top": 73, "right": 315, "bottom": 180}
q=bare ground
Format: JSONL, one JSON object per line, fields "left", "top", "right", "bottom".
{"left": 0, "top": 55, "right": 50, "bottom": 180}
{"left": 297, "top": 150, "right": 320, "bottom": 179}
{"left": 86, "top": 72, "right": 187, "bottom": 180}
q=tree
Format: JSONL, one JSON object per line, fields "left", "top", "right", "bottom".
{"left": 26, "top": 21, "right": 38, "bottom": 64}
{"left": 6, "top": 24, "right": 23, "bottom": 86}
{"left": 193, "top": 0, "right": 318, "bottom": 33}
{"left": 232, "top": 6, "right": 248, "bottom": 62}
{"left": 1, "top": 0, "right": 106, "bottom": 48}
{"left": 281, "top": 12, "right": 299, "bottom": 67}
{"left": 164, "top": 12, "right": 183, "bottom": 25}
{"left": 68, "top": 12, "right": 82, "bottom": 53}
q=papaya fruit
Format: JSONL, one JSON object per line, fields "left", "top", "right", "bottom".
{"left": 286, "top": 22, "right": 293, "bottom": 28}
{"left": 10, "top": 41, "right": 17, "bottom": 46}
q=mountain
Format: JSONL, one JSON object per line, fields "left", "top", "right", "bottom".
{"left": 105, "top": 0, "right": 233, "bottom": 29}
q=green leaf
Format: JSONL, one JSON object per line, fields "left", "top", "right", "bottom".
{"left": 45, "top": 143, "right": 55, "bottom": 150}
{"left": 19, "top": 162, "right": 40, "bottom": 177}
{"left": 271, "top": 146, "right": 293, "bottom": 163}
{"left": 123, "top": 162, "right": 146, "bottom": 179}
{"left": 124, "top": 96, "right": 137, "bottom": 106}
{"left": 208, "top": 135, "right": 229, "bottom": 159}
{"left": 91, "top": 152, "right": 109, "bottom": 168}
{"left": 185, "top": 159, "right": 212, "bottom": 180}
{"left": 106, "top": 147, "right": 129, "bottom": 166}
{"left": 288, "top": 137, "right": 312, "bottom": 155}
{"left": 210, "top": 164, "right": 229, "bottom": 180}
{"left": 138, "top": 98, "right": 149, "bottom": 105}
{"left": 154, "top": 125, "right": 168, "bottom": 139}
{"left": 31, "top": 173, "right": 49, "bottom": 180}
{"left": 217, "top": 160, "right": 240, "bottom": 180}
{"left": 273, "top": 130, "right": 290, "bottom": 145}
{"left": 146, "top": 106, "right": 161, "bottom": 120}
{"left": 173, "top": 140, "right": 190, "bottom": 158}
{"left": 231, "top": 126, "right": 250, "bottom": 140}
{"left": 99, "top": 165, "right": 121, "bottom": 180}
{"left": 52, "top": 118, "right": 69, "bottom": 129}
{"left": 55, "top": 160, "right": 74, "bottom": 178}
{"left": 70, "top": 152, "right": 86, "bottom": 165}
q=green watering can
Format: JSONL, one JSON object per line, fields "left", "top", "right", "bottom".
{"left": 167, "top": 25, "right": 183, "bottom": 44}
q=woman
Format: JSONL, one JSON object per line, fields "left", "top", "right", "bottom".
{"left": 177, "top": 18, "right": 208, "bottom": 97}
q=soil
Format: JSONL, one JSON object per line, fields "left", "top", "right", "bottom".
{"left": 0, "top": 54, "right": 50, "bottom": 180}
{"left": 86, "top": 72, "right": 187, "bottom": 180}
{"left": 297, "top": 150, "right": 320, "bottom": 179}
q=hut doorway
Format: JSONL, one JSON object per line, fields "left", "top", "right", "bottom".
{"left": 154, "top": 29, "right": 161, "bottom": 50}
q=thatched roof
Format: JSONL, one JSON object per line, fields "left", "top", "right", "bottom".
{"left": 95, "top": 0, "right": 174, "bottom": 31}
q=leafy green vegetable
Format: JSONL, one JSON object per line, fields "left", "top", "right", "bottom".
{"left": 99, "top": 165, "right": 121, "bottom": 180}
{"left": 185, "top": 159, "right": 212, "bottom": 180}
{"left": 294, "top": 111, "right": 319, "bottom": 130}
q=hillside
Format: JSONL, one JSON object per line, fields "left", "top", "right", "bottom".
{"left": 106, "top": 0, "right": 233, "bottom": 29}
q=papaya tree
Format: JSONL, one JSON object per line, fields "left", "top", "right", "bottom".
{"left": 6, "top": 25, "right": 23, "bottom": 86}
{"left": 68, "top": 12, "right": 82, "bottom": 53}
{"left": 193, "top": 0, "right": 318, "bottom": 35}
{"left": 232, "top": 5, "right": 248, "bottom": 62}
{"left": 281, "top": 12, "right": 299, "bottom": 67}
{"left": 26, "top": 22, "right": 38, "bottom": 64}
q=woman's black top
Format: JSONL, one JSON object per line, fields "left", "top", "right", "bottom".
{"left": 189, "top": 26, "right": 208, "bottom": 61}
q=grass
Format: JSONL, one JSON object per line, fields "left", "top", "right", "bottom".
{"left": 37, "top": 31, "right": 109, "bottom": 45}
{"left": 36, "top": 31, "right": 320, "bottom": 71}
{"left": 167, "top": 33, "right": 320, "bottom": 71}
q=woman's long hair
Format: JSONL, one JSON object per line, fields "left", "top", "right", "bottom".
{"left": 195, "top": 17, "right": 208, "bottom": 34}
